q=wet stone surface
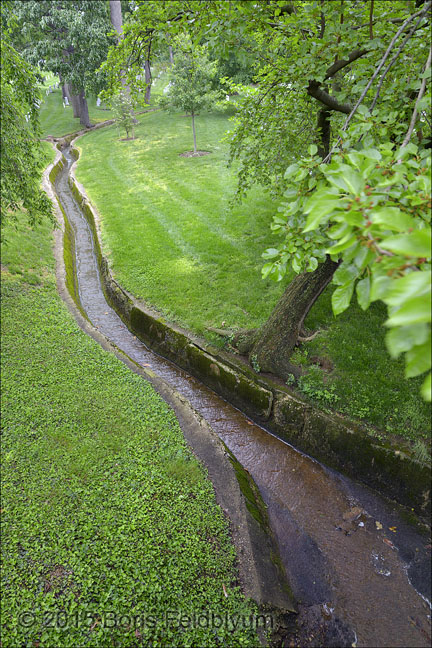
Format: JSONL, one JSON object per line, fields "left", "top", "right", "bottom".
{"left": 53, "top": 148, "right": 431, "bottom": 647}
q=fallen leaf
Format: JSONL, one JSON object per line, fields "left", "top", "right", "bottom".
{"left": 375, "top": 521, "right": 383, "bottom": 530}
{"left": 247, "top": 421, "right": 253, "bottom": 425}
{"left": 142, "top": 363, "right": 151, "bottom": 367}
{"left": 389, "top": 526, "right": 397, "bottom": 532}
{"left": 104, "top": 312, "right": 108, "bottom": 315}
{"left": 383, "top": 538, "right": 395, "bottom": 549}
{"left": 222, "top": 584, "right": 228, "bottom": 597}
{"left": 135, "top": 629, "right": 142, "bottom": 639}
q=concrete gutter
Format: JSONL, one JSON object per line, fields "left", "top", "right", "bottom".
{"left": 48, "top": 135, "right": 431, "bottom": 522}
{"left": 42, "top": 144, "right": 298, "bottom": 635}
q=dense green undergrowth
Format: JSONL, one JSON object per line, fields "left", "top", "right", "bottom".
{"left": 67, "top": 100, "right": 430, "bottom": 449}
{"left": 1, "top": 209, "right": 259, "bottom": 644}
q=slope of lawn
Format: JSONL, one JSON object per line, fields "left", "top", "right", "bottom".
{"left": 73, "top": 105, "right": 431, "bottom": 450}
{"left": 38, "top": 69, "right": 168, "bottom": 139}
{"left": 38, "top": 87, "right": 115, "bottom": 138}
{"left": 1, "top": 163, "right": 259, "bottom": 646}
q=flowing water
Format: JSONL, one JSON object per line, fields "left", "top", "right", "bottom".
{"left": 55, "top": 148, "right": 431, "bottom": 647}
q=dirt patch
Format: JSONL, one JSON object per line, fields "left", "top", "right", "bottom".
{"left": 43, "top": 565, "right": 74, "bottom": 596}
{"left": 119, "top": 137, "right": 136, "bottom": 142}
{"left": 179, "top": 150, "right": 211, "bottom": 158}
{"left": 310, "top": 355, "right": 334, "bottom": 373}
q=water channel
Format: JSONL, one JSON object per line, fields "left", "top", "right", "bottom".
{"left": 54, "top": 147, "right": 431, "bottom": 647}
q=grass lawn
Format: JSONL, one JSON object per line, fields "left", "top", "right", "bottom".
{"left": 38, "top": 88, "right": 115, "bottom": 139}
{"left": 1, "top": 160, "right": 259, "bottom": 646}
{"left": 73, "top": 106, "right": 431, "bottom": 450}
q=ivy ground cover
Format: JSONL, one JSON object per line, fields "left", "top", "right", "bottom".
{"left": 72, "top": 107, "right": 430, "bottom": 450}
{"left": 1, "top": 193, "right": 259, "bottom": 646}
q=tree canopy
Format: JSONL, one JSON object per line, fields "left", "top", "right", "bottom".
{"left": 0, "top": 3, "right": 52, "bottom": 230}
{"left": 159, "top": 33, "right": 222, "bottom": 153}
{"left": 100, "top": 0, "right": 431, "bottom": 399}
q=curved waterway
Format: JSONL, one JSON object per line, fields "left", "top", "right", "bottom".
{"left": 55, "top": 148, "right": 431, "bottom": 647}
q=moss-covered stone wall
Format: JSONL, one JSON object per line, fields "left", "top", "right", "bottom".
{"left": 53, "top": 145, "right": 430, "bottom": 520}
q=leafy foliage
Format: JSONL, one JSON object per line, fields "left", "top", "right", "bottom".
{"left": 0, "top": 6, "right": 52, "bottom": 229}
{"left": 1, "top": 208, "right": 260, "bottom": 648}
{"left": 266, "top": 128, "right": 431, "bottom": 399}
{"left": 10, "top": 0, "right": 113, "bottom": 95}
{"left": 158, "top": 33, "right": 222, "bottom": 152}
{"left": 112, "top": 91, "right": 135, "bottom": 139}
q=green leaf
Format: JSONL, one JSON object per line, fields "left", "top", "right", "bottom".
{"left": 307, "top": 256, "right": 318, "bottom": 271}
{"left": 421, "top": 373, "right": 431, "bottom": 401}
{"left": 385, "top": 323, "right": 429, "bottom": 358}
{"left": 332, "top": 280, "right": 355, "bottom": 315}
{"left": 292, "top": 256, "right": 302, "bottom": 273}
{"left": 284, "top": 163, "right": 299, "bottom": 179}
{"left": 356, "top": 276, "right": 371, "bottom": 310}
{"left": 326, "top": 234, "right": 357, "bottom": 256}
{"left": 354, "top": 246, "right": 374, "bottom": 270}
{"left": 405, "top": 338, "right": 431, "bottom": 378}
{"left": 371, "top": 208, "right": 416, "bottom": 233}
{"left": 303, "top": 200, "right": 341, "bottom": 232}
{"left": 262, "top": 262, "right": 274, "bottom": 279}
{"left": 380, "top": 229, "right": 431, "bottom": 258}
{"left": 385, "top": 295, "right": 432, "bottom": 327}
{"left": 371, "top": 275, "right": 392, "bottom": 301}
{"left": 333, "top": 263, "right": 358, "bottom": 286}
{"left": 327, "top": 165, "right": 363, "bottom": 195}
{"left": 308, "top": 144, "right": 318, "bottom": 156}
{"left": 262, "top": 248, "right": 280, "bottom": 259}
{"left": 383, "top": 271, "right": 431, "bottom": 307}
{"left": 360, "top": 148, "right": 382, "bottom": 161}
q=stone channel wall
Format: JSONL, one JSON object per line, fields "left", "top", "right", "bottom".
{"left": 56, "top": 142, "right": 430, "bottom": 520}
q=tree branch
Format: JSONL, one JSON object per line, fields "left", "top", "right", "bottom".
{"left": 307, "top": 80, "right": 352, "bottom": 113}
{"left": 324, "top": 48, "right": 368, "bottom": 80}
{"left": 370, "top": 13, "right": 427, "bottom": 111}
{"left": 321, "top": 1, "right": 432, "bottom": 162}
{"left": 402, "top": 46, "right": 432, "bottom": 147}
{"left": 341, "top": 2, "right": 431, "bottom": 133}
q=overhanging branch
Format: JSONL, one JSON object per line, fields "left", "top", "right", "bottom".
{"left": 324, "top": 48, "right": 368, "bottom": 80}
{"left": 307, "top": 80, "right": 352, "bottom": 113}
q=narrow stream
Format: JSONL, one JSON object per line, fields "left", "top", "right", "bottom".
{"left": 55, "top": 149, "right": 431, "bottom": 647}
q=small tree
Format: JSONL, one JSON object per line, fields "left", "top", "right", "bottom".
{"left": 112, "top": 91, "right": 135, "bottom": 140}
{"left": 159, "top": 33, "right": 221, "bottom": 154}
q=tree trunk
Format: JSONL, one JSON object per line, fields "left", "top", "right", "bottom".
{"left": 109, "top": 0, "right": 123, "bottom": 38}
{"left": 241, "top": 256, "right": 339, "bottom": 379}
{"left": 235, "top": 78, "right": 338, "bottom": 380}
{"left": 169, "top": 45, "right": 174, "bottom": 65}
{"left": 59, "top": 72, "right": 67, "bottom": 101}
{"left": 109, "top": 0, "right": 137, "bottom": 123}
{"left": 317, "top": 108, "right": 331, "bottom": 158}
{"left": 69, "top": 86, "right": 81, "bottom": 118}
{"left": 78, "top": 92, "right": 92, "bottom": 128}
{"left": 144, "top": 60, "right": 152, "bottom": 104}
{"left": 191, "top": 112, "right": 197, "bottom": 153}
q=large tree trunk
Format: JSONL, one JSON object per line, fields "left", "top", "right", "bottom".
{"left": 144, "top": 60, "right": 152, "bottom": 104}
{"left": 109, "top": 0, "right": 123, "bottom": 37}
{"left": 78, "top": 92, "right": 92, "bottom": 128}
{"left": 235, "top": 256, "right": 339, "bottom": 379}
{"left": 68, "top": 85, "right": 81, "bottom": 118}
{"left": 233, "top": 94, "right": 338, "bottom": 380}
{"left": 109, "top": 0, "right": 137, "bottom": 123}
